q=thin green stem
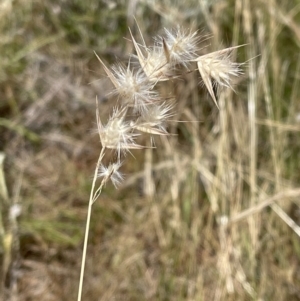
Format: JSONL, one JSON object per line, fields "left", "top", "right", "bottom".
{"left": 77, "top": 147, "right": 105, "bottom": 301}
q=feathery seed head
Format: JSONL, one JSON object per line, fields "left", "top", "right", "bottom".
{"left": 95, "top": 52, "right": 159, "bottom": 111}
{"left": 162, "top": 27, "right": 200, "bottom": 67}
{"left": 97, "top": 106, "right": 144, "bottom": 156}
{"left": 130, "top": 29, "right": 174, "bottom": 82}
{"left": 132, "top": 102, "right": 174, "bottom": 135}
{"left": 139, "top": 45, "right": 174, "bottom": 82}
{"left": 111, "top": 64, "right": 160, "bottom": 111}
{"left": 197, "top": 52, "right": 242, "bottom": 88}
{"left": 195, "top": 46, "right": 243, "bottom": 108}
{"left": 98, "top": 162, "right": 124, "bottom": 188}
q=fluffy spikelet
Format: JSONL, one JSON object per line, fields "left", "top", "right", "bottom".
{"left": 130, "top": 27, "right": 202, "bottom": 81}
{"left": 97, "top": 106, "right": 144, "bottom": 157}
{"left": 195, "top": 46, "right": 243, "bottom": 108}
{"left": 129, "top": 28, "right": 173, "bottom": 82}
{"left": 111, "top": 64, "right": 160, "bottom": 111}
{"left": 95, "top": 52, "right": 159, "bottom": 111}
{"left": 132, "top": 102, "right": 174, "bottom": 135}
{"left": 161, "top": 27, "right": 200, "bottom": 67}
{"left": 98, "top": 162, "right": 124, "bottom": 188}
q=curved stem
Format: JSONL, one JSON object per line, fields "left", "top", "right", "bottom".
{"left": 77, "top": 147, "right": 105, "bottom": 301}
{"left": 92, "top": 181, "right": 105, "bottom": 204}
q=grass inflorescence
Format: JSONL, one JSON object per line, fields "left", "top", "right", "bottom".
{"left": 1, "top": 1, "right": 300, "bottom": 300}
{"left": 77, "top": 24, "right": 244, "bottom": 301}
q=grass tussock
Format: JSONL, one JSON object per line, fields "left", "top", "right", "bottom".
{"left": 1, "top": 0, "right": 300, "bottom": 300}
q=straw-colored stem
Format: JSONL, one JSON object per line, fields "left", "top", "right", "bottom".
{"left": 77, "top": 147, "right": 105, "bottom": 301}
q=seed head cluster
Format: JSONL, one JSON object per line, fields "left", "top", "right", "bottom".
{"left": 96, "top": 26, "right": 243, "bottom": 187}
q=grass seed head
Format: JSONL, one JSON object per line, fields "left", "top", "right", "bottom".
{"left": 162, "top": 27, "right": 201, "bottom": 67}
{"left": 132, "top": 101, "right": 174, "bottom": 135}
{"left": 111, "top": 64, "right": 160, "bottom": 112}
{"left": 130, "top": 29, "right": 174, "bottom": 82}
{"left": 98, "top": 162, "right": 124, "bottom": 188}
{"left": 97, "top": 106, "right": 144, "bottom": 157}
{"left": 196, "top": 47, "right": 243, "bottom": 87}
{"left": 195, "top": 47, "right": 243, "bottom": 107}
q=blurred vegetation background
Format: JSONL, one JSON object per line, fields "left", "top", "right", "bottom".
{"left": 1, "top": 0, "right": 300, "bottom": 300}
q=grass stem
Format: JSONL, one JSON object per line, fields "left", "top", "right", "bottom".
{"left": 77, "top": 147, "right": 105, "bottom": 301}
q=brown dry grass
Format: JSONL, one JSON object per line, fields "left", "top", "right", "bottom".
{"left": 1, "top": 0, "right": 300, "bottom": 300}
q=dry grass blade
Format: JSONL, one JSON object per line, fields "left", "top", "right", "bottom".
{"left": 0, "top": 153, "right": 9, "bottom": 202}
{"left": 271, "top": 203, "right": 300, "bottom": 237}
{"left": 229, "top": 189, "right": 300, "bottom": 224}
